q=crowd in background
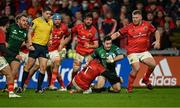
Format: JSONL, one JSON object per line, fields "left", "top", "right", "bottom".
{"left": 0, "top": 0, "right": 179, "bottom": 50}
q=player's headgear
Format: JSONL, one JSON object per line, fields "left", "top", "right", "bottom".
{"left": 52, "top": 13, "right": 62, "bottom": 22}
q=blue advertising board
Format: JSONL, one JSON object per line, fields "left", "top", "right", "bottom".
{"left": 0, "top": 57, "right": 131, "bottom": 89}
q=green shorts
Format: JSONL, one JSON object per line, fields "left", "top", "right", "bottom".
{"left": 4, "top": 56, "right": 20, "bottom": 64}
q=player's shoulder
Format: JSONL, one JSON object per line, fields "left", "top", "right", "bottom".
{"left": 111, "top": 44, "right": 120, "bottom": 50}
{"left": 91, "top": 25, "right": 97, "bottom": 31}
{"left": 96, "top": 46, "right": 104, "bottom": 51}
{"left": 142, "top": 20, "right": 151, "bottom": 25}
{"left": 33, "top": 17, "right": 41, "bottom": 22}
{"left": 76, "top": 23, "right": 83, "bottom": 28}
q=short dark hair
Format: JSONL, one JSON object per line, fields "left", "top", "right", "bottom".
{"left": 132, "top": 10, "right": 142, "bottom": 15}
{"left": 42, "top": 6, "right": 52, "bottom": 12}
{"left": 83, "top": 12, "right": 93, "bottom": 20}
{"left": 15, "top": 13, "right": 28, "bottom": 23}
{"left": 0, "top": 16, "right": 9, "bottom": 26}
{"left": 103, "top": 36, "right": 112, "bottom": 42}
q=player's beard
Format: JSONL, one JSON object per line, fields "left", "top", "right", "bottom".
{"left": 85, "top": 23, "right": 92, "bottom": 29}
{"left": 55, "top": 24, "right": 60, "bottom": 28}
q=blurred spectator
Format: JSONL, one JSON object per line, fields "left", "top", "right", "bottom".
{"left": 154, "top": 10, "right": 164, "bottom": 27}
{"left": 74, "top": 11, "right": 83, "bottom": 25}
{"left": 157, "top": 26, "right": 172, "bottom": 49}
{"left": 58, "top": 0, "right": 72, "bottom": 17}
{"left": 27, "top": 0, "right": 42, "bottom": 19}
{"left": 100, "top": 11, "right": 117, "bottom": 42}
{"left": 135, "top": 1, "right": 146, "bottom": 18}
{"left": 46, "top": 0, "right": 60, "bottom": 13}
{"left": 145, "top": 2, "right": 164, "bottom": 15}
{"left": 118, "top": 5, "right": 131, "bottom": 23}
{"left": 81, "top": 0, "right": 89, "bottom": 14}
{"left": 88, "top": 0, "right": 100, "bottom": 11}
{"left": 160, "top": 15, "right": 175, "bottom": 32}
{"left": 70, "top": 0, "right": 81, "bottom": 17}
{"left": 92, "top": 10, "right": 103, "bottom": 32}
{"left": 146, "top": 12, "right": 156, "bottom": 26}
{"left": 102, "top": 0, "right": 120, "bottom": 19}
{"left": 165, "top": 0, "right": 179, "bottom": 22}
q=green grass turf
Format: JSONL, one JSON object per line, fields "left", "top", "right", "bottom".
{"left": 0, "top": 88, "right": 179, "bottom": 107}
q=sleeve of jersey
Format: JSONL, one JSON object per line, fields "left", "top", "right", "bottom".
{"left": 71, "top": 25, "right": 78, "bottom": 34}
{"left": 119, "top": 25, "right": 129, "bottom": 36}
{"left": 148, "top": 22, "right": 156, "bottom": 33}
{"left": 92, "top": 29, "right": 98, "bottom": 41}
{"left": 64, "top": 25, "right": 69, "bottom": 36}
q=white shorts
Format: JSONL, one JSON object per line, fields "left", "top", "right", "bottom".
{"left": 127, "top": 51, "right": 153, "bottom": 64}
{"left": 47, "top": 50, "right": 59, "bottom": 66}
{"left": 0, "top": 56, "right": 9, "bottom": 71}
{"left": 19, "top": 51, "right": 29, "bottom": 63}
{"left": 75, "top": 53, "right": 89, "bottom": 63}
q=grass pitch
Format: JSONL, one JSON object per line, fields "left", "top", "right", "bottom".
{"left": 0, "top": 88, "right": 179, "bottom": 107}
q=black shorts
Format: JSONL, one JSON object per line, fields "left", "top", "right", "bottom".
{"left": 101, "top": 70, "right": 120, "bottom": 85}
{"left": 28, "top": 43, "right": 49, "bottom": 59}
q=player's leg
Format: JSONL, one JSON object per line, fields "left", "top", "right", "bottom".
{"left": 10, "top": 60, "right": 21, "bottom": 80}
{"left": 70, "top": 78, "right": 83, "bottom": 93}
{"left": 49, "top": 58, "right": 60, "bottom": 90}
{"left": 127, "top": 62, "right": 140, "bottom": 93}
{"left": 92, "top": 75, "right": 106, "bottom": 93}
{"left": 36, "top": 57, "right": 48, "bottom": 93}
{"left": 0, "top": 57, "right": 21, "bottom": 98}
{"left": 67, "top": 59, "right": 81, "bottom": 90}
{"left": 48, "top": 50, "right": 60, "bottom": 90}
{"left": 141, "top": 52, "right": 156, "bottom": 90}
{"left": 127, "top": 53, "right": 140, "bottom": 93}
{"left": 24, "top": 61, "right": 39, "bottom": 88}
{"left": 57, "top": 49, "right": 66, "bottom": 91}
{"left": 17, "top": 57, "right": 36, "bottom": 93}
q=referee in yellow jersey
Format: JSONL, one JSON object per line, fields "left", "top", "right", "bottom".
{"left": 17, "top": 7, "right": 53, "bottom": 93}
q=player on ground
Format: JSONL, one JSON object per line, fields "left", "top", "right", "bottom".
{"left": 89, "top": 36, "right": 124, "bottom": 93}
{"left": 70, "top": 59, "right": 105, "bottom": 94}
{"left": 111, "top": 10, "right": 160, "bottom": 93}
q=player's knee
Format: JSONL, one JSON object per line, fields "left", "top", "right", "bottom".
{"left": 40, "top": 65, "right": 47, "bottom": 73}
{"left": 73, "top": 62, "right": 81, "bottom": 72}
{"left": 113, "top": 87, "right": 121, "bottom": 93}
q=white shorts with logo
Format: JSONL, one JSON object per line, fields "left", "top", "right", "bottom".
{"left": 127, "top": 51, "right": 153, "bottom": 64}
{"left": 0, "top": 56, "right": 9, "bottom": 71}
{"left": 75, "top": 53, "right": 90, "bottom": 63}
{"left": 47, "top": 49, "right": 67, "bottom": 66}
{"left": 19, "top": 51, "right": 29, "bottom": 63}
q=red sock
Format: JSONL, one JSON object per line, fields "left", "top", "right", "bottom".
{"left": 57, "top": 75, "right": 65, "bottom": 88}
{"left": 144, "top": 68, "right": 153, "bottom": 81}
{"left": 127, "top": 74, "right": 136, "bottom": 90}
{"left": 8, "top": 83, "right": 14, "bottom": 92}
{"left": 24, "top": 75, "right": 31, "bottom": 85}
{"left": 50, "top": 70, "right": 58, "bottom": 86}
{"left": 47, "top": 70, "right": 52, "bottom": 86}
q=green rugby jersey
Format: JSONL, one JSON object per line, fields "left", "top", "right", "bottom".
{"left": 91, "top": 44, "right": 123, "bottom": 71}
{"left": 6, "top": 23, "right": 28, "bottom": 54}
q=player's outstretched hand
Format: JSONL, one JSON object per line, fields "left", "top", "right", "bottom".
{"left": 28, "top": 45, "right": 35, "bottom": 51}
{"left": 152, "top": 41, "right": 160, "bottom": 49}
